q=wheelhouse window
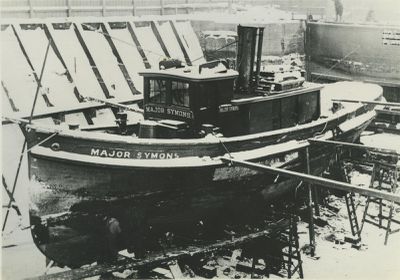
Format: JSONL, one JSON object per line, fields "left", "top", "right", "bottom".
{"left": 172, "top": 81, "right": 190, "bottom": 107}
{"left": 149, "top": 79, "right": 167, "bottom": 104}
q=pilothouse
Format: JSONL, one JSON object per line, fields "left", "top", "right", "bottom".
{"left": 137, "top": 25, "right": 320, "bottom": 139}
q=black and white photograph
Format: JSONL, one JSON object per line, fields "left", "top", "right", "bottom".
{"left": 1, "top": 0, "right": 400, "bottom": 279}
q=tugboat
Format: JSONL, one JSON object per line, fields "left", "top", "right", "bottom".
{"left": 21, "top": 25, "right": 382, "bottom": 267}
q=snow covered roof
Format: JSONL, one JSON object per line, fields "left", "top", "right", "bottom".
{"left": 139, "top": 65, "right": 238, "bottom": 82}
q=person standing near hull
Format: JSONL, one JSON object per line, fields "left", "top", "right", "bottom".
{"left": 333, "top": 0, "right": 344, "bottom": 22}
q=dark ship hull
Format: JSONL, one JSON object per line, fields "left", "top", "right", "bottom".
{"left": 306, "top": 22, "right": 400, "bottom": 102}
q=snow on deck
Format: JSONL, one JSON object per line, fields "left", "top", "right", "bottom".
{"left": 320, "top": 81, "right": 383, "bottom": 115}
{"left": 1, "top": 25, "right": 48, "bottom": 114}
{"left": 131, "top": 22, "right": 166, "bottom": 68}
{"left": 64, "top": 112, "right": 89, "bottom": 127}
{"left": 76, "top": 23, "right": 134, "bottom": 101}
{"left": 47, "top": 23, "right": 105, "bottom": 100}
{"left": 106, "top": 24, "right": 145, "bottom": 93}
{"left": 173, "top": 20, "right": 205, "bottom": 65}
{"left": 15, "top": 25, "right": 80, "bottom": 108}
{"left": 33, "top": 117, "right": 55, "bottom": 126}
{"left": 90, "top": 108, "right": 116, "bottom": 127}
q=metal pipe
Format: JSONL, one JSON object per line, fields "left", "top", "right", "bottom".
{"left": 221, "top": 157, "right": 400, "bottom": 204}
{"left": 254, "top": 28, "right": 264, "bottom": 88}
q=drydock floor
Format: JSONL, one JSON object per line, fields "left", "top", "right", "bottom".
{"left": 2, "top": 131, "right": 400, "bottom": 279}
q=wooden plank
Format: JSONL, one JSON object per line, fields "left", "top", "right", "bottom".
{"left": 310, "top": 72, "right": 400, "bottom": 87}
{"left": 77, "top": 23, "right": 133, "bottom": 100}
{"left": 221, "top": 157, "right": 400, "bottom": 204}
{"left": 101, "top": 23, "right": 140, "bottom": 95}
{"left": 16, "top": 24, "right": 80, "bottom": 108}
{"left": 1, "top": 25, "right": 49, "bottom": 113}
{"left": 73, "top": 23, "right": 112, "bottom": 99}
{"left": 43, "top": 23, "right": 83, "bottom": 102}
{"left": 368, "top": 122, "right": 400, "bottom": 135}
{"left": 169, "top": 20, "right": 192, "bottom": 66}
{"left": 131, "top": 21, "right": 166, "bottom": 68}
{"left": 126, "top": 22, "right": 151, "bottom": 69}
{"left": 106, "top": 23, "right": 145, "bottom": 92}
{"left": 172, "top": 20, "right": 205, "bottom": 64}
{"left": 48, "top": 23, "right": 106, "bottom": 100}
{"left": 376, "top": 108, "right": 400, "bottom": 117}
{"left": 154, "top": 20, "right": 186, "bottom": 62}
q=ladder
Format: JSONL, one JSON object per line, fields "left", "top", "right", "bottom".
{"left": 280, "top": 214, "right": 304, "bottom": 279}
{"left": 344, "top": 192, "right": 361, "bottom": 241}
{"left": 360, "top": 162, "right": 400, "bottom": 245}
{"left": 335, "top": 148, "right": 362, "bottom": 241}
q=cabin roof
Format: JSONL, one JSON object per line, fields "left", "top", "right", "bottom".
{"left": 139, "top": 66, "right": 238, "bottom": 82}
{"left": 231, "top": 82, "right": 323, "bottom": 105}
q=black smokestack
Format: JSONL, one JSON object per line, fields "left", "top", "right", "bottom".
{"left": 236, "top": 25, "right": 264, "bottom": 94}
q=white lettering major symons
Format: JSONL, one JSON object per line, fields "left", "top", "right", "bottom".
{"left": 91, "top": 148, "right": 100, "bottom": 156}
{"left": 90, "top": 149, "right": 179, "bottom": 159}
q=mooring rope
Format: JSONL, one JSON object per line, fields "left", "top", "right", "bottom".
{"left": 313, "top": 120, "right": 329, "bottom": 137}
{"left": 212, "top": 133, "right": 233, "bottom": 162}
{"left": 26, "top": 131, "right": 59, "bottom": 153}
{"left": 191, "top": 40, "right": 237, "bottom": 64}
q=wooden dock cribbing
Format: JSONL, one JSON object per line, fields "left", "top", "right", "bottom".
{"left": 27, "top": 219, "right": 292, "bottom": 280}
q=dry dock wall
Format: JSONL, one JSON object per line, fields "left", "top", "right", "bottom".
{"left": 192, "top": 19, "right": 305, "bottom": 57}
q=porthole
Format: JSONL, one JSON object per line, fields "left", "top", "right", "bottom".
{"left": 51, "top": 142, "right": 60, "bottom": 151}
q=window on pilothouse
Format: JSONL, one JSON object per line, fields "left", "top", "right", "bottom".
{"left": 149, "top": 79, "right": 167, "bottom": 104}
{"left": 171, "top": 81, "right": 190, "bottom": 107}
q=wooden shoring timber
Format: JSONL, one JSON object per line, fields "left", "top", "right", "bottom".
{"left": 376, "top": 108, "right": 400, "bottom": 117}
{"left": 368, "top": 122, "right": 400, "bottom": 135}
{"left": 84, "top": 96, "right": 143, "bottom": 114}
{"left": 1, "top": 96, "right": 142, "bottom": 125}
{"left": 308, "top": 138, "right": 400, "bottom": 166}
{"left": 309, "top": 138, "right": 400, "bottom": 158}
{"left": 221, "top": 157, "right": 400, "bottom": 204}
{"left": 332, "top": 99, "right": 400, "bottom": 108}
{"left": 28, "top": 219, "right": 290, "bottom": 280}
